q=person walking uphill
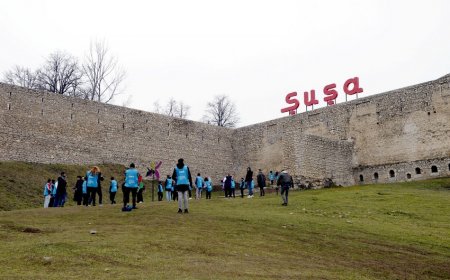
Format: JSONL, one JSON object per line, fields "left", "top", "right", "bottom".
{"left": 277, "top": 170, "right": 293, "bottom": 206}
{"left": 172, "top": 158, "right": 193, "bottom": 214}
{"left": 123, "top": 163, "right": 140, "bottom": 210}
{"left": 257, "top": 169, "right": 266, "bottom": 197}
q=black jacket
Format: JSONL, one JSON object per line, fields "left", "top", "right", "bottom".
{"left": 56, "top": 176, "right": 67, "bottom": 195}
{"left": 257, "top": 173, "right": 266, "bottom": 187}
{"left": 245, "top": 170, "right": 253, "bottom": 182}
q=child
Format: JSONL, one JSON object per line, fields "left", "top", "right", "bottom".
{"left": 109, "top": 177, "right": 118, "bottom": 204}
{"left": 275, "top": 171, "right": 280, "bottom": 195}
{"left": 82, "top": 177, "right": 88, "bottom": 206}
{"left": 247, "top": 179, "right": 255, "bottom": 198}
{"left": 239, "top": 178, "right": 245, "bottom": 198}
{"left": 157, "top": 181, "right": 164, "bottom": 201}
{"left": 204, "top": 177, "right": 212, "bottom": 199}
{"left": 165, "top": 175, "right": 173, "bottom": 202}
{"left": 230, "top": 178, "right": 236, "bottom": 198}
{"left": 195, "top": 173, "right": 204, "bottom": 200}
{"left": 137, "top": 175, "right": 144, "bottom": 203}
{"left": 49, "top": 179, "right": 57, "bottom": 207}
{"left": 43, "top": 179, "right": 52, "bottom": 208}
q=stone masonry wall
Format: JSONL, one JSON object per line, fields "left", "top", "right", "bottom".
{"left": 1, "top": 74, "right": 449, "bottom": 187}
{"left": 231, "top": 74, "right": 450, "bottom": 186}
{"left": 0, "top": 84, "right": 234, "bottom": 184}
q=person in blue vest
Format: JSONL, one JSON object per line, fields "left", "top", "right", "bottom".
{"left": 123, "top": 163, "right": 140, "bottom": 210}
{"left": 274, "top": 171, "right": 280, "bottom": 195}
{"left": 268, "top": 171, "right": 275, "bottom": 185}
{"left": 172, "top": 158, "right": 193, "bottom": 213}
{"left": 157, "top": 181, "right": 164, "bottom": 201}
{"left": 239, "top": 178, "right": 245, "bottom": 198}
{"left": 165, "top": 175, "right": 173, "bottom": 202}
{"left": 109, "top": 177, "right": 118, "bottom": 204}
{"left": 82, "top": 177, "right": 88, "bottom": 206}
{"left": 204, "top": 177, "right": 212, "bottom": 199}
{"left": 247, "top": 179, "right": 255, "bottom": 198}
{"left": 230, "top": 177, "right": 236, "bottom": 198}
{"left": 195, "top": 173, "right": 204, "bottom": 200}
{"left": 86, "top": 166, "right": 101, "bottom": 206}
{"left": 43, "top": 179, "right": 52, "bottom": 208}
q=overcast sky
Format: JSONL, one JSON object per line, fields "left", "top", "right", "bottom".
{"left": 1, "top": 0, "right": 449, "bottom": 126}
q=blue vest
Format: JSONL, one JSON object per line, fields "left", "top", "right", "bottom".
{"left": 269, "top": 172, "right": 275, "bottom": 180}
{"left": 43, "top": 183, "right": 51, "bottom": 196}
{"left": 86, "top": 172, "right": 99, "bottom": 188}
{"left": 165, "top": 179, "right": 173, "bottom": 191}
{"left": 158, "top": 184, "right": 163, "bottom": 192}
{"left": 231, "top": 180, "right": 235, "bottom": 189}
{"left": 175, "top": 166, "right": 189, "bottom": 185}
{"left": 82, "top": 181, "right": 87, "bottom": 194}
{"left": 205, "top": 181, "right": 212, "bottom": 192}
{"left": 110, "top": 180, "right": 118, "bottom": 192}
{"left": 195, "top": 176, "right": 203, "bottom": 187}
{"left": 125, "top": 168, "right": 139, "bottom": 188}
{"left": 52, "top": 183, "right": 57, "bottom": 195}
{"left": 240, "top": 180, "right": 245, "bottom": 189}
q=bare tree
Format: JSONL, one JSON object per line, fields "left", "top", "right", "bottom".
{"left": 152, "top": 98, "right": 190, "bottom": 119}
{"left": 176, "top": 101, "right": 190, "bottom": 119}
{"left": 36, "top": 51, "right": 83, "bottom": 97}
{"left": 2, "top": 65, "right": 39, "bottom": 89}
{"left": 204, "top": 95, "right": 239, "bottom": 127}
{"left": 164, "top": 98, "right": 178, "bottom": 117}
{"left": 82, "top": 40, "right": 126, "bottom": 103}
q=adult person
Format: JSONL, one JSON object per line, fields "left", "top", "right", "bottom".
{"left": 86, "top": 166, "right": 101, "bottom": 206}
{"left": 73, "top": 176, "right": 84, "bottom": 206}
{"left": 245, "top": 167, "right": 253, "bottom": 198}
{"left": 97, "top": 173, "right": 104, "bottom": 206}
{"left": 195, "top": 173, "right": 204, "bottom": 200}
{"left": 257, "top": 169, "right": 266, "bottom": 197}
{"left": 54, "top": 172, "right": 67, "bottom": 207}
{"left": 123, "top": 163, "right": 140, "bottom": 210}
{"left": 275, "top": 171, "right": 280, "bottom": 195}
{"left": 43, "top": 179, "right": 52, "bottom": 208}
{"left": 277, "top": 170, "right": 293, "bottom": 206}
{"left": 165, "top": 175, "right": 173, "bottom": 202}
{"left": 172, "top": 158, "right": 193, "bottom": 214}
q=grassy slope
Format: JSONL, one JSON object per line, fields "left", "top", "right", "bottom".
{"left": 0, "top": 166, "right": 449, "bottom": 279}
{"left": 0, "top": 161, "right": 155, "bottom": 210}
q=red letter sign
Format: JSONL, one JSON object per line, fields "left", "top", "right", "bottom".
{"left": 343, "top": 77, "right": 363, "bottom": 95}
{"left": 323, "top": 83, "right": 338, "bottom": 105}
{"left": 281, "top": 92, "right": 300, "bottom": 115}
{"left": 304, "top": 90, "right": 319, "bottom": 106}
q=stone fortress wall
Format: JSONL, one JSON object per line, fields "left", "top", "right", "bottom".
{"left": 1, "top": 73, "right": 449, "bottom": 186}
{"left": 231, "top": 74, "right": 450, "bottom": 186}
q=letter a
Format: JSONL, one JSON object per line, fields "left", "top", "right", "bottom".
{"left": 343, "top": 77, "right": 363, "bottom": 95}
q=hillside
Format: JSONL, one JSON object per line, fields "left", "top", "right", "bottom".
{"left": 0, "top": 161, "right": 146, "bottom": 210}
{"left": 0, "top": 175, "right": 449, "bottom": 279}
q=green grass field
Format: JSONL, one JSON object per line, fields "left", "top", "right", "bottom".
{"left": 0, "top": 162, "right": 450, "bottom": 279}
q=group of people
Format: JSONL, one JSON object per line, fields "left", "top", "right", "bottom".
{"left": 43, "top": 159, "right": 294, "bottom": 212}
{"left": 43, "top": 172, "right": 68, "bottom": 208}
